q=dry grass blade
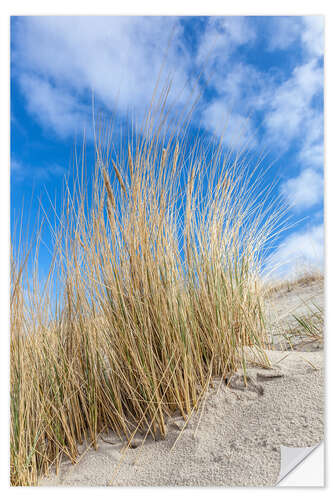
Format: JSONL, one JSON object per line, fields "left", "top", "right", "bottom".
{"left": 10, "top": 84, "right": 284, "bottom": 486}
{"left": 102, "top": 168, "right": 115, "bottom": 209}
{"left": 282, "top": 299, "right": 324, "bottom": 350}
{"left": 111, "top": 159, "right": 127, "bottom": 196}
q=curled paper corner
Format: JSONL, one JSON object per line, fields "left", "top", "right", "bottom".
{"left": 276, "top": 442, "right": 324, "bottom": 486}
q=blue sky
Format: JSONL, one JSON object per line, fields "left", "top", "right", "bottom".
{"left": 10, "top": 15, "right": 324, "bottom": 278}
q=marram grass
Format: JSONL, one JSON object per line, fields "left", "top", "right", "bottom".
{"left": 10, "top": 107, "right": 283, "bottom": 486}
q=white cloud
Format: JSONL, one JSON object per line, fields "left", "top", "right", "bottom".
{"left": 266, "top": 16, "right": 324, "bottom": 59}
{"left": 196, "top": 17, "right": 256, "bottom": 75}
{"left": 11, "top": 157, "right": 67, "bottom": 183}
{"left": 301, "top": 16, "right": 324, "bottom": 59}
{"left": 263, "top": 58, "right": 323, "bottom": 175}
{"left": 211, "top": 62, "right": 271, "bottom": 113}
{"left": 12, "top": 16, "right": 191, "bottom": 138}
{"left": 13, "top": 16, "right": 261, "bottom": 143}
{"left": 12, "top": 15, "right": 324, "bottom": 166}
{"left": 299, "top": 142, "right": 324, "bottom": 169}
{"left": 201, "top": 99, "right": 257, "bottom": 148}
{"left": 267, "top": 17, "right": 302, "bottom": 52}
{"left": 266, "top": 223, "right": 324, "bottom": 278}
{"left": 195, "top": 19, "right": 262, "bottom": 147}
{"left": 196, "top": 16, "right": 323, "bottom": 159}
{"left": 298, "top": 110, "right": 324, "bottom": 169}
{"left": 264, "top": 59, "right": 323, "bottom": 147}
{"left": 19, "top": 74, "right": 91, "bottom": 139}
{"left": 281, "top": 168, "right": 323, "bottom": 211}
{"left": 221, "top": 16, "right": 256, "bottom": 45}
{"left": 262, "top": 17, "right": 324, "bottom": 167}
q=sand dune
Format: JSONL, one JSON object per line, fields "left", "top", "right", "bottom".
{"left": 39, "top": 348, "right": 324, "bottom": 487}
{"left": 38, "top": 279, "right": 324, "bottom": 487}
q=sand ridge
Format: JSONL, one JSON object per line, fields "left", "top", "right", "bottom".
{"left": 265, "top": 278, "right": 324, "bottom": 351}
{"left": 39, "top": 349, "right": 324, "bottom": 487}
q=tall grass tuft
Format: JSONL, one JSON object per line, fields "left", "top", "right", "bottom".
{"left": 10, "top": 98, "right": 284, "bottom": 485}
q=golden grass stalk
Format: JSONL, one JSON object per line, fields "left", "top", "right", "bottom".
{"left": 10, "top": 93, "right": 284, "bottom": 486}
{"left": 111, "top": 159, "right": 127, "bottom": 196}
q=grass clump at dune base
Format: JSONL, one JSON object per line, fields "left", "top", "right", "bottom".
{"left": 10, "top": 87, "right": 284, "bottom": 486}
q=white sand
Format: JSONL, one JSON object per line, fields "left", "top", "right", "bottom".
{"left": 265, "top": 278, "right": 324, "bottom": 350}
{"left": 38, "top": 349, "right": 324, "bottom": 487}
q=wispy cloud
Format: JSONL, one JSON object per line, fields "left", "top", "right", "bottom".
{"left": 196, "top": 15, "right": 323, "bottom": 163}
{"left": 19, "top": 74, "right": 91, "bottom": 139}
{"left": 11, "top": 157, "right": 67, "bottom": 183}
{"left": 281, "top": 168, "right": 323, "bottom": 211}
{"left": 12, "top": 16, "right": 191, "bottom": 138}
{"left": 201, "top": 99, "right": 257, "bottom": 148}
{"left": 263, "top": 59, "right": 323, "bottom": 149}
{"left": 260, "top": 16, "right": 324, "bottom": 222}
{"left": 196, "top": 16, "right": 256, "bottom": 68}
{"left": 298, "top": 110, "right": 324, "bottom": 169}
{"left": 266, "top": 15, "right": 324, "bottom": 59}
{"left": 11, "top": 15, "right": 325, "bottom": 278}
{"left": 194, "top": 18, "right": 261, "bottom": 146}
{"left": 266, "top": 16, "right": 303, "bottom": 52}
{"left": 12, "top": 16, "right": 324, "bottom": 157}
{"left": 266, "top": 223, "right": 324, "bottom": 278}
{"left": 301, "top": 16, "right": 324, "bottom": 58}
